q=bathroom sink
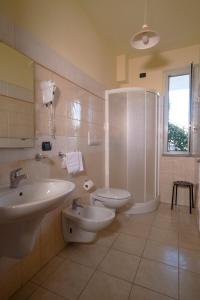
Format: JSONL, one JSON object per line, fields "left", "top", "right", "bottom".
{"left": 0, "top": 179, "right": 75, "bottom": 258}
{"left": 0, "top": 179, "right": 75, "bottom": 223}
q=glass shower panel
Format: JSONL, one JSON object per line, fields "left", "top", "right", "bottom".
{"left": 127, "top": 91, "right": 145, "bottom": 203}
{"left": 109, "top": 92, "right": 127, "bottom": 189}
{"left": 146, "top": 92, "right": 157, "bottom": 201}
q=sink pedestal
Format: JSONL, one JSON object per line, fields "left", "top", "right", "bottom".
{"left": 0, "top": 215, "right": 43, "bottom": 258}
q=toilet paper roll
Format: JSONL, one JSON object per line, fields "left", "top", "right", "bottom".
{"left": 83, "top": 180, "right": 94, "bottom": 191}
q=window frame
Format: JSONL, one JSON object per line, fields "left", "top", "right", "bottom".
{"left": 163, "top": 66, "right": 192, "bottom": 156}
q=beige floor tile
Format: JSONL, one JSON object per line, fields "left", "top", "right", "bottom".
{"left": 179, "top": 223, "right": 200, "bottom": 237}
{"left": 112, "top": 233, "right": 146, "bottom": 256}
{"left": 149, "top": 227, "right": 178, "bottom": 247}
{"left": 42, "top": 260, "right": 93, "bottom": 300}
{"left": 135, "top": 259, "right": 178, "bottom": 299}
{"left": 129, "top": 213, "right": 156, "bottom": 225}
{"left": 120, "top": 220, "right": 151, "bottom": 238}
{"left": 116, "top": 212, "right": 132, "bottom": 225}
{"left": 9, "top": 282, "right": 38, "bottom": 300}
{"left": 79, "top": 271, "right": 132, "bottom": 300}
{"left": 157, "top": 203, "right": 178, "bottom": 218}
{"left": 29, "top": 287, "right": 64, "bottom": 300}
{"left": 180, "top": 269, "right": 200, "bottom": 300}
{"left": 98, "top": 249, "right": 140, "bottom": 282}
{"left": 129, "top": 285, "right": 174, "bottom": 300}
{"left": 179, "top": 232, "right": 200, "bottom": 251}
{"left": 58, "top": 243, "right": 108, "bottom": 268}
{"left": 179, "top": 212, "right": 198, "bottom": 224}
{"left": 109, "top": 214, "right": 131, "bottom": 232}
{"left": 96, "top": 229, "right": 119, "bottom": 248}
{"left": 179, "top": 217, "right": 200, "bottom": 236}
{"left": 143, "top": 240, "right": 178, "bottom": 267}
{"left": 32, "top": 256, "right": 64, "bottom": 285}
{"left": 153, "top": 215, "right": 178, "bottom": 231}
{"left": 179, "top": 248, "right": 200, "bottom": 274}
{"left": 179, "top": 205, "right": 197, "bottom": 215}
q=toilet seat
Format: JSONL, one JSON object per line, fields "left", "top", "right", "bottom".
{"left": 91, "top": 188, "right": 131, "bottom": 210}
{"left": 95, "top": 188, "right": 131, "bottom": 200}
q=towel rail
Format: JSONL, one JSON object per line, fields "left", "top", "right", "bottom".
{"left": 58, "top": 152, "right": 66, "bottom": 158}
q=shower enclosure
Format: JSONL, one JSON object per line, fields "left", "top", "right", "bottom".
{"left": 105, "top": 88, "right": 160, "bottom": 214}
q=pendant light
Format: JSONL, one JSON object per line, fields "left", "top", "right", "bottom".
{"left": 130, "top": 0, "right": 160, "bottom": 50}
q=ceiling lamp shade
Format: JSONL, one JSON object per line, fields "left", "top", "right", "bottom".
{"left": 130, "top": 24, "right": 160, "bottom": 49}
{"left": 130, "top": 0, "right": 160, "bottom": 50}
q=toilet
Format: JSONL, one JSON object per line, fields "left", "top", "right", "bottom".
{"left": 90, "top": 187, "right": 131, "bottom": 211}
{"left": 62, "top": 203, "right": 115, "bottom": 243}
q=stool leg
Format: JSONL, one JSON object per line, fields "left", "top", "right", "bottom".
{"left": 175, "top": 185, "right": 178, "bottom": 205}
{"left": 192, "top": 185, "right": 195, "bottom": 208}
{"left": 189, "top": 186, "right": 192, "bottom": 214}
{"left": 171, "top": 184, "right": 175, "bottom": 210}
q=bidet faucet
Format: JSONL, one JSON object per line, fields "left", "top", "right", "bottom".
{"left": 10, "top": 168, "right": 27, "bottom": 188}
{"left": 72, "top": 198, "right": 83, "bottom": 210}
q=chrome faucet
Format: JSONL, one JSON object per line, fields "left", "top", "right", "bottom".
{"left": 10, "top": 168, "right": 27, "bottom": 188}
{"left": 72, "top": 198, "right": 83, "bottom": 210}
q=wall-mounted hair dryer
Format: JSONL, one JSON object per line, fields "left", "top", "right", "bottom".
{"left": 40, "top": 80, "right": 56, "bottom": 105}
{"left": 40, "top": 80, "right": 57, "bottom": 138}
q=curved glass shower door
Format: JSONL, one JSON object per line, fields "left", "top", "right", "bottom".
{"left": 106, "top": 88, "right": 159, "bottom": 213}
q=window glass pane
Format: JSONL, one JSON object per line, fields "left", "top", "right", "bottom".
{"left": 168, "top": 74, "right": 190, "bottom": 152}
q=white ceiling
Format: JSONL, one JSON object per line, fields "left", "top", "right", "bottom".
{"left": 78, "top": 0, "right": 200, "bottom": 57}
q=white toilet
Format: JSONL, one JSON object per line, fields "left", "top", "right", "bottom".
{"left": 62, "top": 199, "right": 115, "bottom": 243}
{"left": 90, "top": 188, "right": 131, "bottom": 210}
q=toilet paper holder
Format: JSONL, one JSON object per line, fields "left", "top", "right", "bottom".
{"left": 83, "top": 179, "right": 94, "bottom": 191}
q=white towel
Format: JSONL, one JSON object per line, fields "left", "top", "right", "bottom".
{"left": 78, "top": 151, "right": 84, "bottom": 172}
{"left": 62, "top": 151, "right": 84, "bottom": 174}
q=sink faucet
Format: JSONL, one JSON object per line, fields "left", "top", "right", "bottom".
{"left": 10, "top": 168, "right": 27, "bottom": 188}
{"left": 72, "top": 198, "right": 83, "bottom": 210}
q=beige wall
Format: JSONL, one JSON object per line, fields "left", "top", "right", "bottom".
{"left": 0, "top": 63, "right": 105, "bottom": 300}
{"left": 122, "top": 45, "right": 200, "bottom": 93}
{"left": 121, "top": 45, "right": 200, "bottom": 204}
{"left": 0, "top": 0, "right": 115, "bottom": 88}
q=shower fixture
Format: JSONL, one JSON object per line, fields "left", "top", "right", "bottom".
{"left": 130, "top": 0, "right": 160, "bottom": 50}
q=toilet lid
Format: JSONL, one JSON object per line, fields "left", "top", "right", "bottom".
{"left": 95, "top": 188, "right": 131, "bottom": 200}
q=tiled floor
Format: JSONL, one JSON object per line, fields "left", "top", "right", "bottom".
{"left": 10, "top": 203, "right": 200, "bottom": 300}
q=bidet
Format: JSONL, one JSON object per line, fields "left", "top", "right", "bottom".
{"left": 62, "top": 204, "right": 115, "bottom": 243}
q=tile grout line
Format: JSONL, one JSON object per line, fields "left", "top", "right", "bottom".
{"left": 76, "top": 241, "right": 112, "bottom": 300}
{"left": 127, "top": 210, "right": 157, "bottom": 300}
{"left": 10, "top": 281, "right": 41, "bottom": 300}
{"left": 131, "top": 212, "right": 156, "bottom": 285}
{"left": 72, "top": 216, "right": 135, "bottom": 300}
{"left": 133, "top": 283, "right": 177, "bottom": 300}
{"left": 30, "top": 284, "right": 70, "bottom": 300}
{"left": 30, "top": 255, "right": 65, "bottom": 287}
{"left": 131, "top": 206, "right": 180, "bottom": 300}
{"left": 15, "top": 204, "right": 198, "bottom": 300}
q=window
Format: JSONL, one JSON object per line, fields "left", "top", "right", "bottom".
{"left": 164, "top": 67, "right": 192, "bottom": 155}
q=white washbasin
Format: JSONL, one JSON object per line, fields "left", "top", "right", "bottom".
{"left": 0, "top": 179, "right": 75, "bottom": 258}
{"left": 0, "top": 179, "right": 75, "bottom": 223}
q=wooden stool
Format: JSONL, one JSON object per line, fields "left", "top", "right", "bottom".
{"left": 171, "top": 181, "right": 194, "bottom": 214}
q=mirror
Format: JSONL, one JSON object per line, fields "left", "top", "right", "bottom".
{"left": 0, "top": 42, "right": 34, "bottom": 148}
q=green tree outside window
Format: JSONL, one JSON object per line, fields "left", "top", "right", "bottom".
{"left": 168, "top": 123, "right": 188, "bottom": 151}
